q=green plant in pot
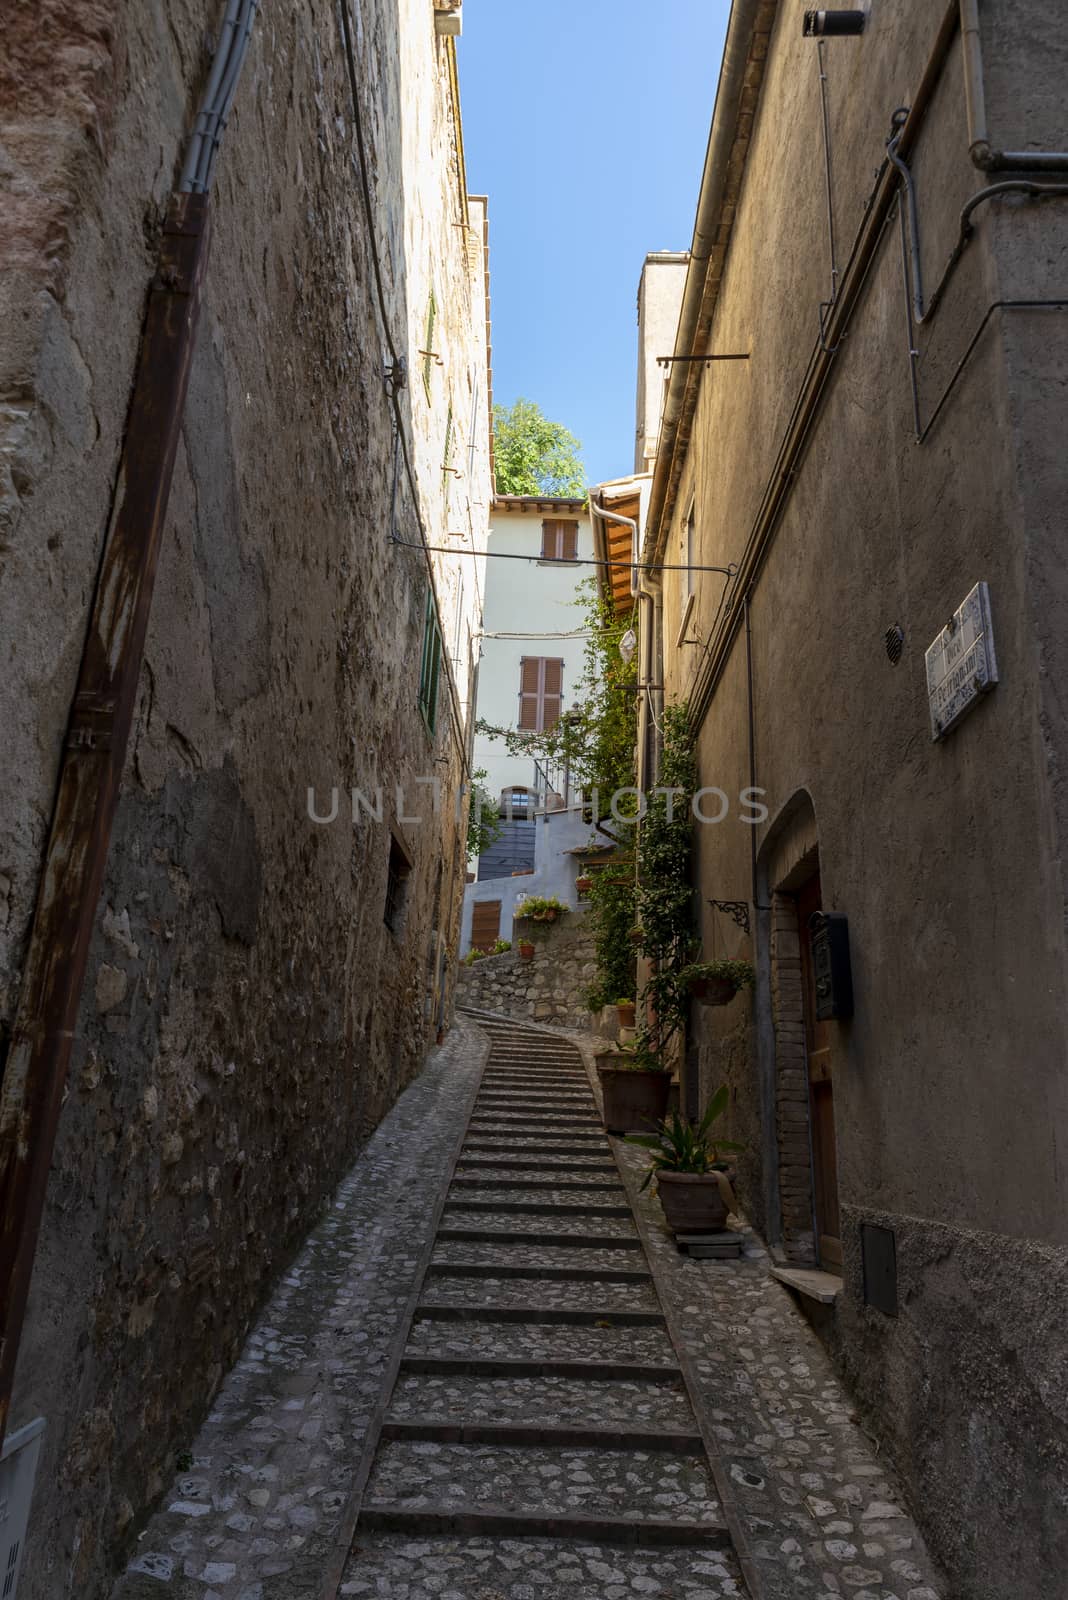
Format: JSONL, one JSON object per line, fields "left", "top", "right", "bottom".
{"left": 627, "top": 1086, "right": 746, "bottom": 1234}
{"left": 680, "top": 959, "right": 755, "bottom": 1007}
{"left": 615, "top": 996, "right": 636, "bottom": 1029}
{"left": 517, "top": 893, "right": 567, "bottom": 923}
{"left": 594, "top": 1030, "right": 672, "bottom": 1135}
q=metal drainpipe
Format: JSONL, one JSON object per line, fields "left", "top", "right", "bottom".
{"left": 960, "top": 0, "right": 1068, "bottom": 171}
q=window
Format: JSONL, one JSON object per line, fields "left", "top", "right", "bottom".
{"left": 518, "top": 657, "right": 564, "bottom": 732}
{"left": 419, "top": 586, "right": 443, "bottom": 732}
{"left": 541, "top": 519, "right": 579, "bottom": 561}
{"left": 384, "top": 834, "right": 412, "bottom": 934}
{"left": 422, "top": 289, "right": 437, "bottom": 400}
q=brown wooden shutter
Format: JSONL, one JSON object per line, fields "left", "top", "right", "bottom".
{"left": 541, "top": 520, "right": 558, "bottom": 559}
{"left": 470, "top": 900, "right": 501, "bottom": 952}
{"left": 542, "top": 658, "right": 564, "bottom": 729}
{"left": 518, "top": 657, "right": 541, "bottom": 729}
{"left": 562, "top": 522, "right": 578, "bottom": 561}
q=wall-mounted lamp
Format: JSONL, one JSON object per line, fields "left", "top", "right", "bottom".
{"left": 618, "top": 628, "right": 637, "bottom": 664}
{"left": 803, "top": 9, "right": 866, "bottom": 35}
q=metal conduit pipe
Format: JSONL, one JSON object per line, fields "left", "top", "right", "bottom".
{"left": 960, "top": 0, "right": 1068, "bottom": 172}
{"left": 178, "top": 0, "right": 242, "bottom": 192}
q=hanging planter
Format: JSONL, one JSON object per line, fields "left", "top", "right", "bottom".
{"left": 575, "top": 874, "right": 593, "bottom": 895}
{"left": 681, "top": 961, "right": 755, "bottom": 1007}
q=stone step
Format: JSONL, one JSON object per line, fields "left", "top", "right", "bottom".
{"left": 404, "top": 1315, "right": 676, "bottom": 1365}
{"left": 455, "top": 1156, "right": 618, "bottom": 1172}
{"left": 426, "top": 1262, "right": 650, "bottom": 1282}
{"left": 418, "top": 1274, "right": 662, "bottom": 1315}
{"left": 412, "top": 1304, "right": 668, "bottom": 1328}
{"left": 380, "top": 1419, "right": 701, "bottom": 1452}
{"left": 363, "top": 1439, "right": 724, "bottom": 1536}
{"left": 432, "top": 1244, "right": 646, "bottom": 1275}
{"left": 356, "top": 1505, "right": 732, "bottom": 1548}
{"left": 397, "top": 1354, "right": 681, "bottom": 1382}
{"left": 436, "top": 1227, "right": 639, "bottom": 1249}
{"left": 444, "top": 1199, "right": 633, "bottom": 1217}
{"left": 463, "top": 1138, "right": 606, "bottom": 1153}
{"left": 386, "top": 1371, "right": 694, "bottom": 1432}
{"left": 338, "top": 1531, "right": 744, "bottom": 1592}
{"left": 449, "top": 1176, "right": 624, "bottom": 1191}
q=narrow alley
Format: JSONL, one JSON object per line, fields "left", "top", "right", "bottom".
{"left": 2, "top": 2, "right": 1066, "bottom": 1597}
{"left": 111, "top": 1014, "right": 942, "bottom": 1600}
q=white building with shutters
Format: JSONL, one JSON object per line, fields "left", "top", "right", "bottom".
{"left": 460, "top": 494, "right": 595, "bottom": 954}
{"left": 471, "top": 494, "right": 593, "bottom": 806}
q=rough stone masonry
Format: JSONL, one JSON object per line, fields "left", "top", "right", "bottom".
{"left": 0, "top": 3, "right": 487, "bottom": 1596}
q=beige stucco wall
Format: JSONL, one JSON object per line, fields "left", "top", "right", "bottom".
{"left": 635, "top": 253, "right": 688, "bottom": 474}
{"left": 652, "top": 2, "right": 1068, "bottom": 1594}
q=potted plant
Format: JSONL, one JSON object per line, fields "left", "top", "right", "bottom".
{"left": 628, "top": 1087, "right": 745, "bottom": 1233}
{"left": 518, "top": 938, "right": 535, "bottom": 961}
{"left": 518, "top": 893, "right": 567, "bottom": 924}
{"left": 616, "top": 996, "right": 636, "bottom": 1029}
{"left": 595, "top": 1034, "right": 672, "bottom": 1135}
{"left": 575, "top": 873, "right": 593, "bottom": 895}
{"left": 680, "top": 959, "right": 755, "bottom": 1007}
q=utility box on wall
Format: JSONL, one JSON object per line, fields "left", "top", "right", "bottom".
{"left": 810, "top": 911, "right": 854, "bottom": 1020}
{"left": 1, "top": 1418, "right": 45, "bottom": 1600}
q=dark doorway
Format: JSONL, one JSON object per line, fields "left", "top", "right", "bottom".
{"left": 797, "top": 872, "right": 842, "bottom": 1272}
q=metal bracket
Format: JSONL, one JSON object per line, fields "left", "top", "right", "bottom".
{"left": 656, "top": 353, "right": 750, "bottom": 368}
{"left": 708, "top": 898, "right": 751, "bottom": 936}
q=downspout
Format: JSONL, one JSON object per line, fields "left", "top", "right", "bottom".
{"left": 960, "top": 0, "right": 1068, "bottom": 172}
{"left": 0, "top": 1, "right": 258, "bottom": 1450}
{"left": 645, "top": 0, "right": 764, "bottom": 558}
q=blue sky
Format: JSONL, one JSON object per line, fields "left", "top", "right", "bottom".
{"left": 459, "top": 1, "right": 730, "bottom": 489}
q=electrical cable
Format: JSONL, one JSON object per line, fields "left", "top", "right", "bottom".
{"left": 388, "top": 536, "right": 736, "bottom": 577}
{"left": 178, "top": 0, "right": 257, "bottom": 195}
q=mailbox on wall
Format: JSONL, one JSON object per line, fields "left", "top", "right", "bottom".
{"left": 809, "top": 911, "right": 854, "bottom": 1020}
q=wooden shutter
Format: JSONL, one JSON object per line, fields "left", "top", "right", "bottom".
{"left": 518, "top": 657, "right": 541, "bottom": 729}
{"left": 541, "top": 519, "right": 578, "bottom": 560}
{"left": 542, "top": 658, "right": 563, "bottom": 729}
{"left": 471, "top": 900, "right": 501, "bottom": 952}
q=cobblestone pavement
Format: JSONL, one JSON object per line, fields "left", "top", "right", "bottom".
{"left": 111, "top": 1011, "right": 947, "bottom": 1600}
{"left": 110, "top": 1020, "right": 488, "bottom": 1600}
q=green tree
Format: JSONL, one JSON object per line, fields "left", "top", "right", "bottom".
{"left": 493, "top": 398, "right": 586, "bottom": 497}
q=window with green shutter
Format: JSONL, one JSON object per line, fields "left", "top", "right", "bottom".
{"left": 422, "top": 290, "right": 437, "bottom": 400}
{"left": 419, "top": 585, "right": 443, "bottom": 732}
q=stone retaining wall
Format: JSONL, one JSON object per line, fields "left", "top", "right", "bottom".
{"left": 457, "top": 918, "right": 597, "bottom": 1030}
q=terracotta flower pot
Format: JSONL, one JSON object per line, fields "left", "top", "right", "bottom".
{"left": 616, "top": 1001, "right": 636, "bottom": 1029}
{"left": 655, "top": 1169, "right": 732, "bottom": 1233}
{"left": 518, "top": 940, "right": 535, "bottom": 960}
{"left": 575, "top": 875, "right": 593, "bottom": 894}
{"left": 689, "top": 974, "right": 737, "bottom": 1006}
{"left": 595, "top": 1057, "right": 671, "bottom": 1135}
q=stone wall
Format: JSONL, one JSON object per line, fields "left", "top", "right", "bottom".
{"left": 457, "top": 918, "right": 598, "bottom": 1030}
{"left": 1, "top": 4, "right": 489, "bottom": 1597}
{"left": 649, "top": 2, "right": 1068, "bottom": 1592}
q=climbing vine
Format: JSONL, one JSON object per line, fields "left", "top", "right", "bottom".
{"left": 635, "top": 702, "right": 698, "bottom": 1053}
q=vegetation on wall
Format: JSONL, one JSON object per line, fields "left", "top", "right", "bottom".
{"left": 466, "top": 768, "right": 503, "bottom": 858}
{"left": 475, "top": 577, "right": 637, "bottom": 796}
{"left": 493, "top": 398, "right": 586, "bottom": 498}
{"left": 635, "top": 702, "right": 698, "bottom": 1053}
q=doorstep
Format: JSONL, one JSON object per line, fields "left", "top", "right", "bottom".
{"left": 768, "top": 1264, "right": 842, "bottom": 1304}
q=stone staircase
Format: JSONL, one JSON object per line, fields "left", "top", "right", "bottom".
{"left": 335, "top": 1015, "right": 746, "bottom": 1597}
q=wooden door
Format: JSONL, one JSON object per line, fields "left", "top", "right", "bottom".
{"left": 797, "top": 872, "right": 842, "bottom": 1272}
{"left": 470, "top": 900, "right": 501, "bottom": 953}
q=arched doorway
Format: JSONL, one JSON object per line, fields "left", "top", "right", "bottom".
{"left": 761, "top": 794, "right": 842, "bottom": 1272}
